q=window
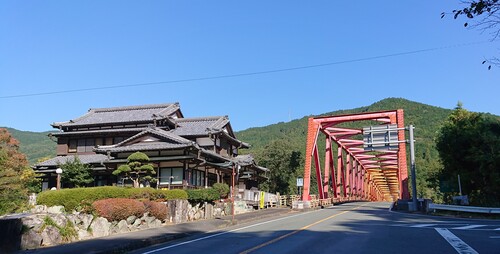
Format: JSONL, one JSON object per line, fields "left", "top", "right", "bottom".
{"left": 160, "top": 168, "right": 183, "bottom": 185}
{"left": 85, "top": 138, "right": 95, "bottom": 152}
{"left": 68, "top": 140, "right": 77, "bottom": 153}
{"left": 77, "top": 139, "right": 86, "bottom": 153}
{"left": 190, "top": 169, "right": 205, "bottom": 186}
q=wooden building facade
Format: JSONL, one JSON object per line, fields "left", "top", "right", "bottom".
{"left": 34, "top": 103, "right": 268, "bottom": 191}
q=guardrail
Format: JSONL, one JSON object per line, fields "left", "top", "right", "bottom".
{"left": 428, "top": 203, "right": 500, "bottom": 214}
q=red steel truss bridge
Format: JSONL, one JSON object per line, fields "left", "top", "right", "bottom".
{"left": 302, "top": 109, "right": 410, "bottom": 203}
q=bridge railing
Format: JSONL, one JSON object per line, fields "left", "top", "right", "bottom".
{"left": 428, "top": 203, "right": 500, "bottom": 214}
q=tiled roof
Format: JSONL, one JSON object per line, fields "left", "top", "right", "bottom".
{"left": 171, "top": 116, "right": 229, "bottom": 136}
{"left": 95, "top": 143, "right": 192, "bottom": 153}
{"left": 94, "top": 127, "right": 196, "bottom": 153}
{"left": 233, "top": 154, "right": 255, "bottom": 166}
{"left": 35, "top": 154, "right": 110, "bottom": 167}
{"left": 52, "top": 103, "right": 181, "bottom": 127}
{"left": 50, "top": 127, "right": 150, "bottom": 137}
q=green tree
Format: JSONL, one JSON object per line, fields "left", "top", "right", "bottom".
{"left": 436, "top": 103, "right": 500, "bottom": 206}
{"left": 59, "top": 156, "right": 94, "bottom": 188}
{"left": 0, "top": 128, "right": 30, "bottom": 214}
{"left": 112, "top": 152, "right": 156, "bottom": 188}
{"left": 20, "top": 168, "right": 42, "bottom": 193}
{"left": 256, "top": 140, "right": 302, "bottom": 195}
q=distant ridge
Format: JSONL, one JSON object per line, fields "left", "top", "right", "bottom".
{"left": 2, "top": 127, "right": 56, "bottom": 165}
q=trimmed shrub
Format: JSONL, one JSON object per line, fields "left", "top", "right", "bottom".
{"left": 212, "top": 183, "right": 229, "bottom": 199}
{"left": 164, "top": 189, "right": 188, "bottom": 200}
{"left": 186, "top": 188, "right": 220, "bottom": 204}
{"left": 37, "top": 186, "right": 188, "bottom": 211}
{"left": 37, "top": 186, "right": 130, "bottom": 211}
{"left": 92, "top": 198, "right": 145, "bottom": 222}
{"left": 144, "top": 201, "right": 168, "bottom": 221}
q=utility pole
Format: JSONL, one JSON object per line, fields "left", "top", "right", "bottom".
{"left": 408, "top": 125, "right": 418, "bottom": 211}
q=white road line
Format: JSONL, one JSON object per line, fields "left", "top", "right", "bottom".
{"left": 410, "top": 224, "right": 437, "bottom": 228}
{"left": 139, "top": 211, "right": 315, "bottom": 254}
{"left": 452, "top": 225, "right": 485, "bottom": 230}
{"left": 495, "top": 228, "right": 500, "bottom": 231}
{"left": 435, "top": 228, "right": 478, "bottom": 254}
{"left": 490, "top": 236, "right": 500, "bottom": 239}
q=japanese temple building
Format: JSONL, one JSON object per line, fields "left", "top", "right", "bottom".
{"left": 34, "top": 103, "right": 268, "bottom": 191}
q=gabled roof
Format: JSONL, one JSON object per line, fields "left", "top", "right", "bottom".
{"left": 171, "top": 116, "right": 249, "bottom": 148}
{"left": 94, "top": 126, "right": 196, "bottom": 153}
{"left": 171, "top": 116, "right": 229, "bottom": 136}
{"left": 52, "top": 103, "right": 182, "bottom": 128}
{"left": 34, "top": 154, "right": 110, "bottom": 168}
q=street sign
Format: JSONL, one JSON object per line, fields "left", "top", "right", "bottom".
{"left": 296, "top": 177, "right": 304, "bottom": 187}
{"left": 363, "top": 124, "right": 399, "bottom": 151}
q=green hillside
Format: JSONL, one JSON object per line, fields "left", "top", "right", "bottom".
{"left": 3, "top": 127, "right": 56, "bottom": 165}
{"left": 236, "top": 97, "right": 453, "bottom": 200}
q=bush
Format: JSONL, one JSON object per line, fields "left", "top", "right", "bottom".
{"left": 37, "top": 186, "right": 130, "bottom": 211}
{"left": 164, "top": 189, "right": 188, "bottom": 200}
{"left": 37, "top": 186, "right": 188, "bottom": 211}
{"left": 212, "top": 183, "right": 229, "bottom": 199}
{"left": 186, "top": 188, "right": 220, "bottom": 204}
{"left": 92, "top": 198, "right": 145, "bottom": 222}
{"left": 144, "top": 201, "right": 168, "bottom": 221}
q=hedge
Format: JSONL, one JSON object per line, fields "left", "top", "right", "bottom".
{"left": 37, "top": 186, "right": 187, "bottom": 212}
{"left": 185, "top": 188, "right": 220, "bottom": 204}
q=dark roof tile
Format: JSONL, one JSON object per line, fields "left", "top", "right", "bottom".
{"left": 52, "top": 103, "right": 181, "bottom": 127}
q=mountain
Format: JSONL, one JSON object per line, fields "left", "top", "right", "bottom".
{"left": 235, "top": 97, "right": 454, "bottom": 200}
{"left": 3, "top": 127, "right": 56, "bottom": 165}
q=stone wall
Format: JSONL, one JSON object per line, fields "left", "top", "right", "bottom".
{"left": 14, "top": 200, "right": 251, "bottom": 251}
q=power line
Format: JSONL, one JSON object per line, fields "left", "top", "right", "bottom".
{"left": 0, "top": 41, "right": 492, "bottom": 99}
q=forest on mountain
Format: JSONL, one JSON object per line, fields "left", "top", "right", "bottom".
{"left": 2, "top": 128, "right": 56, "bottom": 165}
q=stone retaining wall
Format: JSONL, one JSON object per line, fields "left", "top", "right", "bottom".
{"left": 2, "top": 200, "right": 252, "bottom": 252}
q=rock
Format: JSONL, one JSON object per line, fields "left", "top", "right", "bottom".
{"left": 147, "top": 219, "right": 162, "bottom": 228}
{"left": 51, "top": 214, "right": 67, "bottom": 228}
{"left": 205, "top": 203, "right": 213, "bottom": 219}
{"left": 116, "top": 220, "right": 130, "bottom": 234}
{"left": 66, "top": 214, "right": 77, "bottom": 227}
{"left": 77, "top": 228, "right": 91, "bottom": 240}
{"left": 144, "top": 216, "right": 155, "bottom": 225}
{"left": 31, "top": 205, "right": 47, "bottom": 214}
{"left": 78, "top": 213, "right": 93, "bottom": 230}
{"left": 126, "top": 215, "right": 136, "bottom": 224}
{"left": 132, "top": 218, "right": 142, "bottom": 228}
{"left": 89, "top": 217, "right": 110, "bottom": 238}
{"left": 40, "top": 225, "right": 62, "bottom": 246}
{"left": 194, "top": 210, "right": 202, "bottom": 221}
{"left": 20, "top": 229, "right": 43, "bottom": 250}
{"left": 47, "top": 206, "right": 65, "bottom": 214}
{"left": 21, "top": 215, "right": 45, "bottom": 233}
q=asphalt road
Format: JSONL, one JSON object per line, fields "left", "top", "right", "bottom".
{"left": 129, "top": 202, "right": 500, "bottom": 254}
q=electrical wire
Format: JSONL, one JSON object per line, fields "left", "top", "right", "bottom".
{"left": 0, "top": 40, "right": 493, "bottom": 99}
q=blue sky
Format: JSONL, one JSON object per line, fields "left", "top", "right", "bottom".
{"left": 1, "top": 1, "right": 498, "bottom": 132}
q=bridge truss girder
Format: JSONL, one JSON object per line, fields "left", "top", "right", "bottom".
{"left": 302, "top": 110, "right": 409, "bottom": 202}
